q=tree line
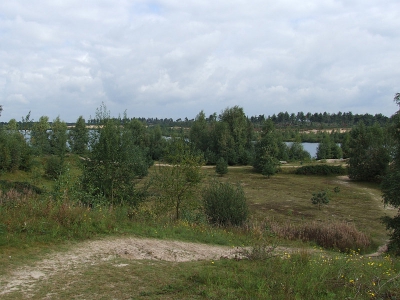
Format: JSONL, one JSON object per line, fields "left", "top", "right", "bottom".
{"left": 79, "top": 110, "right": 390, "bottom": 129}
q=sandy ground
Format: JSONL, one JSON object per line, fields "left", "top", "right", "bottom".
{"left": 0, "top": 237, "right": 248, "bottom": 297}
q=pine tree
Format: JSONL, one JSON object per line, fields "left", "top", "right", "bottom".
{"left": 381, "top": 93, "right": 400, "bottom": 254}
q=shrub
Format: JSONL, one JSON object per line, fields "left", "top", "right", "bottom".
{"left": 45, "top": 156, "right": 64, "bottom": 179}
{"left": 295, "top": 165, "right": 346, "bottom": 176}
{"left": 311, "top": 190, "right": 329, "bottom": 209}
{"left": 215, "top": 157, "right": 228, "bottom": 176}
{"left": 202, "top": 181, "right": 248, "bottom": 226}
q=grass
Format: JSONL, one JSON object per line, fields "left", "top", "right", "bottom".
{"left": 2, "top": 250, "right": 399, "bottom": 299}
{"left": 0, "top": 156, "right": 399, "bottom": 299}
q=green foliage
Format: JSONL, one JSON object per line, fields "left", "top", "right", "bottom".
{"left": 311, "top": 190, "right": 329, "bottom": 209}
{"left": 151, "top": 143, "right": 204, "bottom": 220}
{"left": 316, "top": 133, "right": 342, "bottom": 160}
{"left": 49, "top": 116, "right": 68, "bottom": 157}
{"left": 45, "top": 155, "right": 64, "bottom": 180}
{"left": 253, "top": 119, "right": 282, "bottom": 177}
{"left": 382, "top": 94, "right": 400, "bottom": 255}
{"left": 31, "top": 116, "right": 50, "bottom": 155}
{"left": 261, "top": 156, "right": 280, "bottom": 178}
{"left": 295, "top": 165, "right": 346, "bottom": 175}
{"left": 68, "top": 116, "right": 89, "bottom": 155}
{"left": 341, "top": 132, "right": 351, "bottom": 159}
{"left": 80, "top": 104, "right": 150, "bottom": 206}
{"left": 215, "top": 157, "right": 228, "bottom": 176}
{"left": 288, "top": 136, "right": 311, "bottom": 161}
{"left": 348, "top": 122, "right": 391, "bottom": 181}
{"left": 0, "top": 126, "right": 32, "bottom": 172}
{"left": 0, "top": 180, "right": 42, "bottom": 194}
{"left": 189, "top": 106, "right": 254, "bottom": 165}
{"left": 202, "top": 181, "right": 248, "bottom": 226}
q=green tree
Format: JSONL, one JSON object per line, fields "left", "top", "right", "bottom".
{"left": 189, "top": 110, "right": 209, "bottom": 153}
{"left": 317, "top": 133, "right": 342, "bottom": 160}
{"left": 69, "top": 116, "right": 89, "bottom": 155}
{"left": 261, "top": 156, "right": 280, "bottom": 178}
{"left": 341, "top": 132, "right": 351, "bottom": 159}
{"left": 381, "top": 93, "right": 400, "bottom": 254}
{"left": 81, "top": 104, "right": 150, "bottom": 206}
{"left": 49, "top": 116, "right": 68, "bottom": 158}
{"left": 215, "top": 157, "right": 228, "bottom": 176}
{"left": 348, "top": 122, "right": 390, "bottom": 181}
{"left": 219, "top": 106, "right": 253, "bottom": 165}
{"left": 148, "top": 124, "right": 165, "bottom": 160}
{"left": 152, "top": 139, "right": 204, "bottom": 220}
{"left": 31, "top": 116, "right": 50, "bottom": 155}
{"left": 288, "top": 134, "right": 311, "bottom": 161}
{"left": 0, "top": 119, "right": 31, "bottom": 172}
{"left": 311, "top": 190, "right": 329, "bottom": 210}
{"left": 253, "top": 119, "right": 281, "bottom": 176}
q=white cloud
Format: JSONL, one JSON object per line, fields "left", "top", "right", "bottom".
{"left": 0, "top": 0, "right": 399, "bottom": 122}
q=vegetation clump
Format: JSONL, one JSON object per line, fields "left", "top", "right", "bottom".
{"left": 267, "top": 220, "right": 371, "bottom": 253}
{"left": 202, "top": 181, "right": 248, "bottom": 226}
{"left": 215, "top": 157, "right": 228, "bottom": 176}
{"left": 311, "top": 190, "right": 330, "bottom": 210}
{"left": 295, "top": 164, "right": 346, "bottom": 175}
{"left": 381, "top": 93, "right": 400, "bottom": 255}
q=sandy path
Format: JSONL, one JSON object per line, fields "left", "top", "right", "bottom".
{"left": 0, "top": 237, "right": 243, "bottom": 297}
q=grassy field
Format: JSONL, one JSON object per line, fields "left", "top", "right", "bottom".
{"left": 0, "top": 158, "right": 399, "bottom": 299}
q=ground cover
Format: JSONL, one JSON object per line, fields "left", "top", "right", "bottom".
{"left": 0, "top": 159, "right": 399, "bottom": 298}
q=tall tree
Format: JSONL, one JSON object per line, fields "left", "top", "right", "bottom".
{"left": 189, "top": 110, "right": 209, "bottom": 153}
{"left": 381, "top": 93, "right": 400, "bottom": 254}
{"left": 69, "top": 116, "right": 89, "bottom": 155}
{"left": 316, "top": 133, "right": 342, "bottom": 160}
{"left": 0, "top": 119, "right": 31, "bottom": 172}
{"left": 348, "top": 121, "right": 390, "bottom": 181}
{"left": 81, "top": 104, "right": 150, "bottom": 206}
{"left": 49, "top": 116, "right": 68, "bottom": 158}
{"left": 151, "top": 138, "right": 203, "bottom": 220}
{"left": 219, "top": 106, "right": 253, "bottom": 164}
{"left": 253, "top": 119, "right": 281, "bottom": 176}
{"left": 31, "top": 116, "right": 50, "bottom": 155}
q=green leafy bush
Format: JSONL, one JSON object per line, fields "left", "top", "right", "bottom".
{"left": 311, "top": 190, "right": 329, "bottom": 209}
{"left": 295, "top": 165, "right": 346, "bottom": 176}
{"left": 215, "top": 157, "right": 228, "bottom": 176}
{"left": 45, "top": 156, "right": 64, "bottom": 179}
{"left": 202, "top": 181, "right": 248, "bottom": 226}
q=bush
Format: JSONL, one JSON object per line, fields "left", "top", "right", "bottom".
{"left": 45, "top": 156, "right": 64, "bottom": 179}
{"left": 202, "top": 181, "right": 248, "bottom": 226}
{"left": 295, "top": 165, "right": 346, "bottom": 176}
{"left": 215, "top": 157, "right": 228, "bottom": 176}
{"left": 311, "top": 190, "right": 329, "bottom": 209}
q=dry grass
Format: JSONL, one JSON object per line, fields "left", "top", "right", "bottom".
{"left": 200, "top": 166, "right": 396, "bottom": 248}
{"left": 267, "top": 220, "right": 371, "bottom": 252}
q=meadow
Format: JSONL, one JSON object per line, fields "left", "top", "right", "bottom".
{"left": 0, "top": 156, "right": 399, "bottom": 299}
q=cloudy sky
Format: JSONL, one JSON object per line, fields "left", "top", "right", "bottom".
{"left": 1, "top": 0, "right": 399, "bottom": 122}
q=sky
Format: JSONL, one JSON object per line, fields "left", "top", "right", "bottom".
{"left": 1, "top": 0, "right": 399, "bottom": 122}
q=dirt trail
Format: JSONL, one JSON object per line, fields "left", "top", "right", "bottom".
{"left": 0, "top": 237, "right": 245, "bottom": 297}
{"left": 334, "top": 175, "right": 396, "bottom": 211}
